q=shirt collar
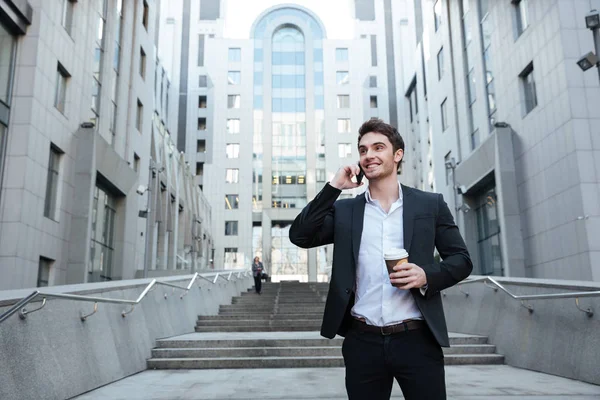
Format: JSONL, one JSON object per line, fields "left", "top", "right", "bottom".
{"left": 365, "top": 181, "right": 403, "bottom": 204}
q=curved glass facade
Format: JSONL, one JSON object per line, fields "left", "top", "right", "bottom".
{"left": 251, "top": 7, "right": 325, "bottom": 280}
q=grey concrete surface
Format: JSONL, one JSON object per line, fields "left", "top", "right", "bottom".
{"left": 0, "top": 275, "right": 254, "bottom": 400}
{"left": 72, "top": 365, "right": 600, "bottom": 399}
{"left": 442, "top": 276, "right": 600, "bottom": 385}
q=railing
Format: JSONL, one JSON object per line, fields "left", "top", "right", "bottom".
{"left": 445, "top": 276, "right": 600, "bottom": 317}
{"left": 0, "top": 270, "right": 251, "bottom": 324}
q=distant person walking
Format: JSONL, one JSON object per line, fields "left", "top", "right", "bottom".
{"left": 252, "top": 256, "right": 264, "bottom": 294}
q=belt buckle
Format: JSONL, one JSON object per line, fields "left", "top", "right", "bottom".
{"left": 380, "top": 326, "right": 392, "bottom": 336}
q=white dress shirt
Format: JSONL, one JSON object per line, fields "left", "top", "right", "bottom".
{"left": 350, "top": 183, "right": 424, "bottom": 327}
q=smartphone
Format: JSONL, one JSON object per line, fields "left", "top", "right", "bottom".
{"left": 356, "top": 162, "right": 365, "bottom": 184}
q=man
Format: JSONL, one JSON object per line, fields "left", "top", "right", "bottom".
{"left": 289, "top": 119, "right": 472, "bottom": 399}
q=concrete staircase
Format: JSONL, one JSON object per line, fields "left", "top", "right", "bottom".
{"left": 147, "top": 282, "right": 504, "bottom": 369}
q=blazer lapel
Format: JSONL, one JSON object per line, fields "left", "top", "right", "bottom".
{"left": 352, "top": 193, "right": 366, "bottom": 267}
{"left": 402, "top": 185, "right": 416, "bottom": 254}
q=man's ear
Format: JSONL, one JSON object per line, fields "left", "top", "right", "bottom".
{"left": 394, "top": 149, "right": 404, "bottom": 163}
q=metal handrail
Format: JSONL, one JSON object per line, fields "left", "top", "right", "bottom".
{"left": 445, "top": 276, "right": 599, "bottom": 317}
{"left": 0, "top": 270, "right": 251, "bottom": 324}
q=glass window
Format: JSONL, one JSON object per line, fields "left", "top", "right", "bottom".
{"left": 196, "top": 162, "right": 204, "bottom": 175}
{"left": 226, "top": 143, "right": 240, "bottom": 158}
{"left": 444, "top": 152, "right": 452, "bottom": 185}
{"left": 142, "top": 0, "right": 149, "bottom": 30}
{"left": 228, "top": 48, "right": 241, "bottom": 62}
{"left": 471, "top": 129, "right": 480, "bottom": 150}
{"left": 44, "top": 145, "right": 62, "bottom": 220}
{"left": 514, "top": 0, "right": 529, "bottom": 37}
{"left": 337, "top": 95, "right": 350, "bottom": 108}
{"left": 225, "top": 194, "right": 239, "bottom": 209}
{"left": 199, "top": 75, "right": 207, "bottom": 87}
{"left": 197, "top": 139, "right": 206, "bottom": 153}
{"left": 369, "top": 76, "right": 377, "bottom": 87}
{"left": 467, "top": 69, "right": 476, "bottom": 104}
{"left": 226, "top": 168, "right": 239, "bottom": 183}
{"left": 228, "top": 71, "right": 241, "bottom": 85}
{"left": 337, "top": 119, "right": 351, "bottom": 133}
{"left": 224, "top": 247, "right": 238, "bottom": 267}
{"left": 437, "top": 47, "right": 444, "bottom": 80}
{"left": 336, "top": 71, "right": 349, "bottom": 85}
{"left": 441, "top": 98, "right": 448, "bottom": 131}
{"left": 89, "top": 184, "right": 116, "bottom": 282}
{"left": 227, "top": 119, "right": 240, "bottom": 134}
{"left": 197, "top": 117, "right": 206, "bottom": 130}
{"left": 316, "top": 169, "right": 326, "bottom": 182}
{"left": 370, "top": 96, "right": 378, "bottom": 108}
{"left": 38, "top": 257, "right": 52, "bottom": 287}
{"left": 228, "top": 95, "right": 240, "bottom": 108}
{"left": 55, "top": 63, "right": 69, "bottom": 113}
{"left": 520, "top": 63, "right": 537, "bottom": 115}
{"left": 338, "top": 143, "right": 352, "bottom": 158}
{"left": 0, "top": 24, "right": 16, "bottom": 104}
{"left": 434, "top": 0, "right": 442, "bottom": 31}
{"left": 225, "top": 221, "right": 238, "bottom": 236}
{"left": 139, "top": 47, "right": 146, "bottom": 79}
{"left": 136, "top": 99, "right": 143, "bottom": 131}
{"left": 198, "top": 95, "right": 207, "bottom": 108}
{"left": 62, "top": 0, "right": 74, "bottom": 34}
{"left": 336, "top": 48, "right": 348, "bottom": 62}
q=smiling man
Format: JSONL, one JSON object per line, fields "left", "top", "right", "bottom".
{"left": 289, "top": 118, "right": 472, "bottom": 400}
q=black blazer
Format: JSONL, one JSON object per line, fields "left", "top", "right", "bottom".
{"left": 289, "top": 183, "right": 472, "bottom": 347}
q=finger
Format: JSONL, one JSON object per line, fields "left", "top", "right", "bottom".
{"left": 390, "top": 276, "right": 416, "bottom": 285}
{"left": 389, "top": 271, "right": 413, "bottom": 279}
{"left": 393, "top": 264, "right": 413, "bottom": 272}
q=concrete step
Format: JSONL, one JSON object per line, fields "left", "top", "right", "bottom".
{"left": 156, "top": 338, "right": 344, "bottom": 349}
{"left": 151, "top": 344, "right": 496, "bottom": 359}
{"left": 219, "top": 306, "right": 325, "bottom": 313}
{"left": 151, "top": 346, "right": 342, "bottom": 358}
{"left": 147, "top": 354, "right": 504, "bottom": 369}
{"left": 194, "top": 325, "right": 322, "bottom": 332}
{"left": 155, "top": 335, "right": 488, "bottom": 348}
{"left": 196, "top": 319, "right": 321, "bottom": 327}
{"left": 197, "top": 314, "right": 324, "bottom": 320}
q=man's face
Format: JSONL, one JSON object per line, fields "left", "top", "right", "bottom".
{"left": 358, "top": 132, "right": 403, "bottom": 181}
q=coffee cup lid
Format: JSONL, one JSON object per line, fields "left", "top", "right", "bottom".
{"left": 383, "top": 248, "right": 409, "bottom": 260}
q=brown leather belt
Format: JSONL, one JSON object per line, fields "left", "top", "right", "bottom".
{"left": 352, "top": 318, "right": 426, "bottom": 335}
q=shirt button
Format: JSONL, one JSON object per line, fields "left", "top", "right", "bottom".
{"left": 345, "top": 288, "right": 351, "bottom": 294}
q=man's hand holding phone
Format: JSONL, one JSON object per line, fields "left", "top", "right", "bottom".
{"left": 330, "top": 162, "right": 365, "bottom": 190}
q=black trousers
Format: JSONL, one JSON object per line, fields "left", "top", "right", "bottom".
{"left": 342, "top": 326, "right": 446, "bottom": 400}
{"left": 253, "top": 276, "right": 262, "bottom": 293}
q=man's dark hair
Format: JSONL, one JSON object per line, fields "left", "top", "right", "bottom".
{"left": 357, "top": 118, "right": 405, "bottom": 171}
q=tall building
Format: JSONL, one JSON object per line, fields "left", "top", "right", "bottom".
{"left": 180, "top": 0, "right": 408, "bottom": 281}
{"left": 0, "top": 0, "right": 213, "bottom": 290}
{"left": 401, "top": 0, "right": 600, "bottom": 281}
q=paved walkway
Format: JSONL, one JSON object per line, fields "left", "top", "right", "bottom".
{"left": 74, "top": 365, "right": 600, "bottom": 399}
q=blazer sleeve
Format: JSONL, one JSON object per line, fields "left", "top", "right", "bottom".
{"left": 289, "top": 183, "right": 341, "bottom": 249}
{"left": 421, "top": 193, "right": 473, "bottom": 299}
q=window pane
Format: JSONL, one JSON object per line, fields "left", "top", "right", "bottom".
{"left": 228, "top": 95, "right": 240, "bottom": 108}
{"left": 437, "top": 47, "right": 444, "bottom": 80}
{"left": 434, "top": 0, "right": 442, "bottom": 31}
{"left": 226, "top": 144, "right": 240, "bottom": 158}
{"left": 197, "top": 117, "right": 206, "bottom": 130}
{"left": 467, "top": 69, "right": 476, "bottom": 104}
{"left": 198, "top": 95, "right": 207, "bottom": 108}
{"left": 370, "top": 96, "right": 378, "bottom": 108}
{"left": 225, "top": 194, "right": 239, "bottom": 209}
{"left": 225, "top": 221, "right": 238, "bottom": 235}
{"left": 199, "top": 75, "right": 207, "bottom": 87}
{"left": 369, "top": 76, "right": 377, "bottom": 87}
{"left": 337, "top": 95, "right": 349, "bottom": 108}
{"left": 335, "top": 48, "right": 348, "bottom": 62}
{"left": 226, "top": 168, "right": 239, "bottom": 183}
{"left": 441, "top": 98, "right": 448, "bottom": 131}
{"left": 227, "top": 119, "right": 240, "bottom": 133}
{"left": 336, "top": 71, "right": 349, "bottom": 85}
{"left": 228, "top": 48, "right": 241, "bottom": 62}
{"left": 338, "top": 143, "right": 352, "bottom": 158}
{"left": 228, "top": 71, "right": 240, "bottom": 85}
{"left": 337, "top": 118, "right": 351, "bottom": 133}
